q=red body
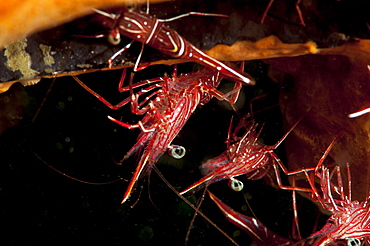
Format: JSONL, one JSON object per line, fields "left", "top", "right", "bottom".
{"left": 209, "top": 191, "right": 294, "bottom": 246}
{"left": 212, "top": 184, "right": 370, "bottom": 245}
{"left": 180, "top": 123, "right": 269, "bottom": 194}
{"left": 101, "top": 8, "right": 255, "bottom": 85}
{"left": 302, "top": 164, "right": 370, "bottom": 245}
{"left": 94, "top": 67, "right": 241, "bottom": 203}
{"left": 180, "top": 119, "right": 300, "bottom": 195}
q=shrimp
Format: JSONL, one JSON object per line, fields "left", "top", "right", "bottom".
{"left": 301, "top": 162, "right": 370, "bottom": 245}
{"left": 74, "top": 66, "right": 242, "bottom": 203}
{"left": 90, "top": 7, "right": 255, "bottom": 85}
{"left": 180, "top": 115, "right": 310, "bottom": 195}
{"left": 281, "top": 135, "right": 370, "bottom": 245}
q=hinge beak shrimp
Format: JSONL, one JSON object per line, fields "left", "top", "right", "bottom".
{"left": 300, "top": 163, "right": 370, "bottom": 245}
{"left": 180, "top": 115, "right": 309, "bottom": 195}
{"left": 90, "top": 7, "right": 255, "bottom": 85}
{"left": 289, "top": 135, "right": 370, "bottom": 245}
{"left": 74, "top": 66, "right": 243, "bottom": 203}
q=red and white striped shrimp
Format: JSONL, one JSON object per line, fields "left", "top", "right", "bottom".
{"left": 91, "top": 7, "right": 255, "bottom": 85}
{"left": 74, "top": 66, "right": 241, "bottom": 203}
{"left": 180, "top": 115, "right": 309, "bottom": 195}
{"left": 281, "top": 135, "right": 370, "bottom": 245}
{"left": 206, "top": 137, "right": 370, "bottom": 246}
{"left": 301, "top": 162, "right": 370, "bottom": 245}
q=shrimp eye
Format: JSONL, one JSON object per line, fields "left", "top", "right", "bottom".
{"left": 228, "top": 178, "right": 244, "bottom": 191}
{"left": 108, "top": 33, "right": 121, "bottom": 45}
{"left": 168, "top": 145, "right": 186, "bottom": 159}
{"left": 347, "top": 238, "right": 361, "bottom": 246}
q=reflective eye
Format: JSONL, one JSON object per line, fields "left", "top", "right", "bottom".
{"left": 107, "top": 33, "right": 121, "bottom": 45}
{"left": 347, "top": 238, "right": 361, "bottom": 246}
{"left": 168, "top": 145, "right": 186, "bottom": 159}
{"left": 228, "top": 178, "right": 244, "bottom": 191}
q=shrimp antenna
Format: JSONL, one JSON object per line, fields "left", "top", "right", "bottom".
{"left": 152, "top": 165, "right": 240, "bottom": 246}
{"left": 291, "top": 231, "right": 324, "bottom": 246}
{"left": 32, "top": 151, "right": 124, "bottom": 185}
{"left": 184, "top": 186, "right": 208, "bottom": 245}
{"left": 93, "top": 9, "right": 119, "bottom": 19}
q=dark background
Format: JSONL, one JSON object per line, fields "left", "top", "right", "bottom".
{"left": 1, "top": 0, "right": 368, "bottom": 245}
